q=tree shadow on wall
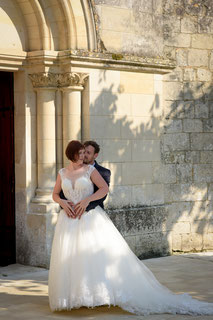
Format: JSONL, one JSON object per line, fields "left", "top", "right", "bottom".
{"left": 89, "top": 69, "right": 213, "bottom": 259}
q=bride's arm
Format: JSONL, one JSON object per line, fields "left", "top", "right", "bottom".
{"left": 52, "top": 174, "right": 76, "bottom": 218}
{"left": 75, "top": 169, "right": 109, "bottom": 218}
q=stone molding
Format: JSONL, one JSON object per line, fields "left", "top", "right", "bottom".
{"left": 28, "top": 72, "right": 89, "bottom": 88}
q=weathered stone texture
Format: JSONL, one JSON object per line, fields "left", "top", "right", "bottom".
{"left": 164, "top": 133, "right": 190, "bottom": 151}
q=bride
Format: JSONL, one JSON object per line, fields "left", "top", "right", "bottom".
{"left": 48, "top": 140, "right": 213, "bottom": 316}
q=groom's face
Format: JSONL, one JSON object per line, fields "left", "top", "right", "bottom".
{"left": 84, "top": 145, "right": 98, "bottom": 164}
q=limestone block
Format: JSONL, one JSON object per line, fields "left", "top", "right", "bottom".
{"left": 172, "top": 222, "right": 190, "bottom": 234}
{"left": 165, "top": 183, "right": 207, "bottom": 202}
{"left": 154, "top": 75, "right": 163, "bottom": 95}
{"left": 26, "top": 214, "right": 46, "bottom": 244}
{"left": 183, "top": 82, "right": 203, "bottom": 100}
{"left": 176, "top": 49, "right": 187, "bottom": 66}
{"left": 163, "top": 68, "right": 183, "bottom": 82}
{"left": 153, "top": 0, "right": 163, "bottom": 14}
{"left": 122, "top": 162, "right": 152, "bottom": 184}
{"left": 163, "top": 82, "right": 183, "bottom": 100}
{"left": 189, "top": 233, "right": 203, "bottom": 251}
{"left": 191, "top": 220, "right": 209, "bottom": 234}
{"left": 192, "top": 34, "right": 213, "bottom": 50}
{"left": 132, "top": 140, "right": 161, "bottom": 161}
{"left": 194, "top": 101, "right": 209, "bottom": 119}
{"left": 131, "top": 94, "right": 161, "bottom": 117}
{"left": 172, "top": 233, "right": 182, "bottom": 251}
{"left": 89, "top": 69, "right": 120, "bottom": 93}
{"left": 100, "top": 30, "right": 122, "bottom": 51}
{"left": 197, "top": 69, "right": 212, "bottom": 82}
{"left": 14, "top": 92, "right": 27, "bottom": 116}
{"left": 152, "top": 163, "right": 176, "bottom": 184}
{"left": 165, "top": 202, "right": 192, "bottom": 226}
{"left": 210, "top": 51, "right": 213, "bottom": 70}
{"left": 203, "top": 233, "right": 213, "bottom": 249}
{"left": 176, "top": 164, "right": 192, "bottom": 183}
{"left": 15, "top": 189, "right": 27, "bottom": 213}
{"left": 181, "top": 234, "right": 192, "bottom": 252}
{"left": 131, "top": 184, "right": 164, "bottom": 206}
{"left": 100, "top": 162, "right": 122, "bottom": 185}
{"left": 188, "top": 49, "right": 208, "bottom": 67}
{"left": 110, "top": 206, "right": 167, "bottom": 235}
{"left": 163, "top": 15, "right": 181, "bottom": 33}
{"left": 190, "top": 201, "right": 213, "bottom": 221}
{"left": 90, "top": 115, "right": 121, "bottom": 139}
{"left": 194, "top": 164, "right": 213, "bottom": 183}
{"left": 203, "top": 119, "right": 213, "bottom": 132}
{"left": 134, "top": 0, "right": 153, "bottom": 13}
{"left": 134, "top": 232, "right": 171, "bottom": 259}
{"left": 124, "top": 235, "right": 136, "bottom": 252}
{"left": 163, "top": 133, "right": 190, "bottom": 151}
{"left": 191, "top": 133, "right": 213, "bottom": 150}
{"left": 121, "top": 116, "right": 163, "bottom": 140}
{"left": 185, "top": 151, "right": 200, "bottom": 164}
{"left": 181, "top": 16, "right": 197, "bottom": 33}
{"left": 175, "top": 101, "right": 194, "bottom": 119}
{"left": 198, "top": 16, "right": 213, "bottom": 34}
{"left": 163, "top": 151, "right": 185, "bottom": 164}
{"left": 200, "top": 151, "right": 213, "bottom": 163}
{"left": 183, "top": 68, "right": 196, "bottom": 81}
{"left": 164, "top": 119, "right": 182, "bottom": 133}
{"left": 15, "top": 164, "right": 26, "bottom": 189}
{"left": 120, "top": 72, "right": 154, "bottom": 95}
{"left": 164, "top": 33, "right": 191, "bottom": 48}
{"left": 210, "top": 103, "right": 213, "bottom": 118}
{"left": 164, "top": 46, "right": 176, "bottom": 60}
{"left": 183, "top": 119, "right": 202, "bottom": 132}
{"left": 107, "top": 185, "right": 132, "bottom": 208}
{"left": 15, "top": 138, "right": 25, "bottom": 165}
{"left": 180, "top": 183, "right": 207, "bottom": 201}
{"left": 163, "top": 100, "right": 178, "bottom": 119}
{"left": 164, "top": 184, "right": 181, "bottom": 202}
{"left": 101, "top": 6, "right": 131, "bottom": 32}
{"left": 208, "top": 184, "right": 213, "bottom": 200}
{"left": 101, "top": 92, "right": 131, "bottom": 116}
{"left": 102, "top": 139, "right": 131, "bottom": 162}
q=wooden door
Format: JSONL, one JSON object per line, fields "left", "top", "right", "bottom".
{"left": 0, "top": 71, "right": 15, "bottom": 266}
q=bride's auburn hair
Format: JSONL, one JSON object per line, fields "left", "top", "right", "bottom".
{"left": 65, "top": 140, "right": 85, "bottom": 162}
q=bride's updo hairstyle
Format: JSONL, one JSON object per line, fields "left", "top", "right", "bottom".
{"left": 65, "top": 140, "right": 85, "bottom": 162}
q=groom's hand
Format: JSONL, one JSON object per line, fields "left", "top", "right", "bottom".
{"left": 60, "top": 199, "right": 76, "bottom": 218}
{"left": 74, "top": 198, "right": 90, "bottom": 219}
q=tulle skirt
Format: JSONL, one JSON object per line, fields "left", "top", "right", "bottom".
{"left": 48, "top": 206, "right": 213, "bottom": 315}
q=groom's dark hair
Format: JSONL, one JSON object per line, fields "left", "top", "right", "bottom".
{"left": 84, "top": 140, "right": 100, "bottom": 154}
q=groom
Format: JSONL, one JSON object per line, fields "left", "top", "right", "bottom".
{"left": 59, "top": 140, "right": 111, "bottom": 214}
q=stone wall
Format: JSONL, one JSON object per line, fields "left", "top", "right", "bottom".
{"left": 162, "top": 0, "right": 213, "bottom": 252}
{"left": 93, "top": 0, "right": 213, "bottom": 255}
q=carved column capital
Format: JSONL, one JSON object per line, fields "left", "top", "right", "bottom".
{"left": 29, "top": 72, "right": 89, "bottom": 89}
{"left": 28, "top": 72, "right": 58, "bottom": 88}
{"left": 58, "top": 72, "right": 88, "bottom": 88}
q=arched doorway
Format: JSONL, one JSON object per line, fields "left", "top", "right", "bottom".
{"left": 0, "top": 71, "right": 15, "bottom": 266}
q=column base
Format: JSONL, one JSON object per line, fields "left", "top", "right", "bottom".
{"left": 30, "top": 188, "right": 60, "bottom": 214}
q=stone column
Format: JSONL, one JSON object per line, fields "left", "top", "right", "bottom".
{"left": 29, "top": 73, "right": 57, "bottom": 203}
{"left": 58, "top": 73, "right": 88, "bottom": 166}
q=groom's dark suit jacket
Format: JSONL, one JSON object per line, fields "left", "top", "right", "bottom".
{"left": 59, "top": 161, "right": 111, "bottom": 211}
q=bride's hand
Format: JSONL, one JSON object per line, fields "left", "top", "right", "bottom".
{"left": 74, "top": 198, "right": 90, "bottom": 219}
{"left": 60, "top": 199, "right": 76, "bottom": 218}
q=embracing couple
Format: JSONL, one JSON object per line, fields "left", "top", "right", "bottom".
{"left": 58, "top": 140, "right": 111, "bottom": 219}
{"left": 48, "top": 139, "right": 213, "bottom": 316}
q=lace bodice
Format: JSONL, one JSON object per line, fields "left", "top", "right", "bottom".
{"left": 59, "top": 165, "right": 95, "bottom": 204}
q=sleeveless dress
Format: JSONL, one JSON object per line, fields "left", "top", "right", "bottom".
{"left": 48, "top": 165, "right": 213, "bottom": 316}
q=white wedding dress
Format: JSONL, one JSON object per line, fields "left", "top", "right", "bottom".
{"left": 48, "top": 165, "right": 213, "bottom": 315}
